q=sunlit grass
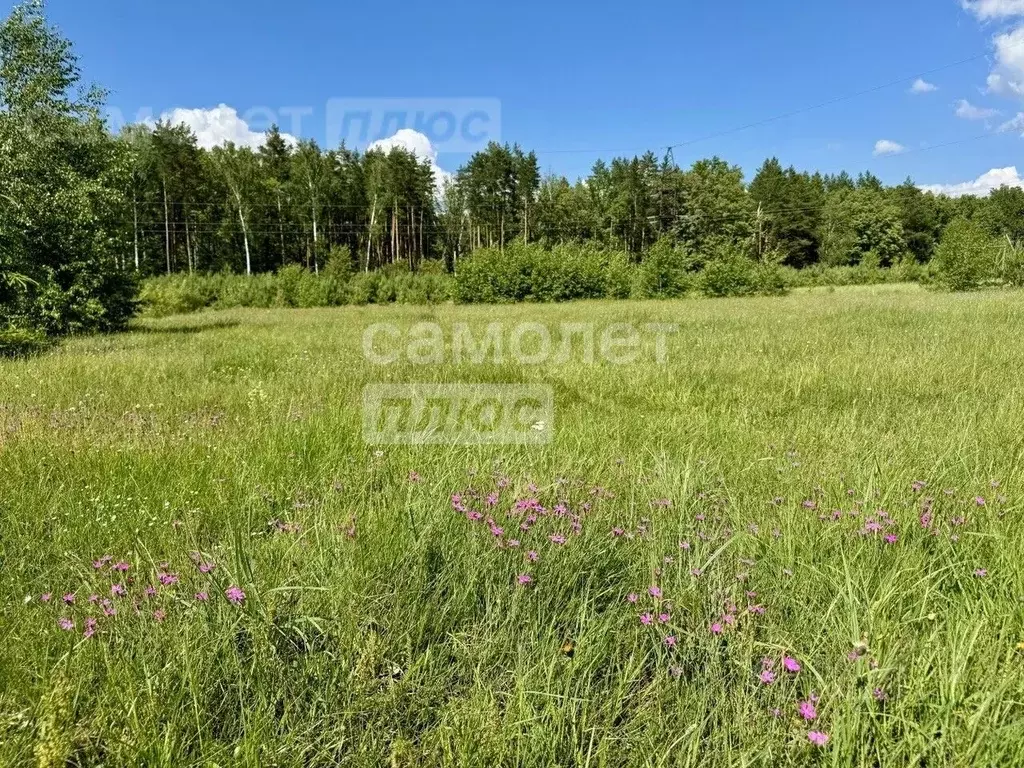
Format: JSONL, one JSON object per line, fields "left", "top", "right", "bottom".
{"left": 1, "top": 284, "right": 1023, "bottom": 766}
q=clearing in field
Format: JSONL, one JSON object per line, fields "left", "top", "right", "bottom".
{"left": 2, "top": 284, "right": 1023, "bottom": 766}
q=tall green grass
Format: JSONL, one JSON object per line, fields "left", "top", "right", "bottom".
{"left": 1, "top": 284, "right": 1023, "bottom": 766}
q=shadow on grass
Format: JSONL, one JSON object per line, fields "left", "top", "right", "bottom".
{"left": 132, "top": 318, "right": 242, "bottom": 335}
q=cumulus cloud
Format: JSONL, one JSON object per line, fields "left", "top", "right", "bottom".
{"left": 920, "top": 166, "right": 1023, "bottom": 196}
{"left": 368, "top": 128, "right": 454, "bottom": 192}
{"left": 961, "top": 0, "right": 1024, "bottom": 19}
{"left": 955, "top": 99, "right": 1001, "bottom": 120}
{"left": 910, "top": 78, "right": 938, "bottom": 94}
{"left": 986, "top": 25, "right": 1024, "bottom": 97}
{"left": 151, "top": 104, "right": 296, "bottom": 150}
{"left": 873, "top": 139, "right": 905, "bottom": 156}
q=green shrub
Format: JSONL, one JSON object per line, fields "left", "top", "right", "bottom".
{"left": 323, "top": 246, "right": 355, "bottom": 284}
{"left": 698, "top": 244, "right": 759, "bottom": 298}
{"left": 0, "top": 326, "right": 50, "bottom": 357}
{"left": 346, "top": 273, "right": 379, "bottom": 305}
{"left": 455, "top": 245, "right": 532, "bottom": 303}
{"left": 139, "top": 274, "right": 221, "bottom": 317}
{"left": 529, "top": 245, "right": 607, "bottom": 301}
{"left": 217, "top": 274, "right": 276, "bottom": 308}
{"left": 602, "top": 251, "right": 636, "bottom": 299}
{"left": 931, "top": 218, "right": 998, "bottom": 291}
{"left": 997, "top": 238, "right": 1024, "bottom": 287}
{"left": 634, "top": 239, "right": 694, "bottom": 299}
{"left": 273, "top": 264, "right": 307, "bottom": 307}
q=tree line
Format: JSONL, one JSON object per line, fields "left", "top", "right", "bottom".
{"left": 119, "top": 130, "right": 1024, "bottom": 278}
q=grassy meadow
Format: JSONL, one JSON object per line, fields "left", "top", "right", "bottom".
{"left": 2, "top": 284, "right": 1024, "bottom": 766}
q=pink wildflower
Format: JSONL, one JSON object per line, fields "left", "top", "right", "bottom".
{"left": 225, "top": 586, "right": 246, "bottom": 605}
{"left": 195, "top": 591, "right": 209, "bottom": 601}
{"left": 664, "top": 635, "right": 677, "bottom": 647}
{"left": 648, "top": 586, "right": 662, "bottom": 598}
{"left": 527, "top": 550, "right": 539, "bottom": 562}
{"left": 782, "top": 655, "right": 801, "bottom": 673}
{"left": 640, "top": 613, "right": 654, "bottom": 626}
{"left": 798, "top": 699, "right": 818, "bottom": 721}
{"left": 58, "top": 617, "right": 74, "bottom": 631}
{"left": 807, "top": 731, "right": 829, "bottom": 747}
{"left": 516, "top": 573, "right": 533, "bottom": 586}
{"left": 710, "top": 622, "right": 723, "bottom": 635}
{"left": 759, "top": 669, "right": 775, "bottom": 684}
{"left": 627, "top": 593, "right": 639, "bottom": 604}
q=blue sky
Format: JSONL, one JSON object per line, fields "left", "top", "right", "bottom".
{"left": 30, "top": 0, "right": 1024, "bottom": 193}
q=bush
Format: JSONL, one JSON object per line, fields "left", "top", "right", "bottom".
{"left": 997, "top": 238, "right": 1024, "bottom": 287}
{"left": 0, "top": 326, "right": 50, "bottom": 357}
{"left": 931, "top": 218, "right": 998, "bottom": 291}
{"left": 139, "top": 274, "right": 220, "bottom": 317}
{"left": 696, "top": 243, "right": 752, "bottom": 298}
{"left": 346, "top": 273, "right": 379, "bottom": 305}
{"left": 603, "top": 251, "right": 636, "bottom": 299}
{"left": 273, "top": 264, "right": 307, "bottom": 307}
{"left": 634, "top": 239, "right": 694, "bottom": 299}
{"left": 529, "top": 245, "right": 607, "bottom": 301}
{"left": 455, "top": 244, "right": 532, "bottom": 303}
{"left": 323, "top": 246, "right": 355, "bottom": 284}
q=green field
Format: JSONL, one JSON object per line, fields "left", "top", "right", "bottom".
{"left": 2, "top": 284, "right": 1023, "bottom": 766}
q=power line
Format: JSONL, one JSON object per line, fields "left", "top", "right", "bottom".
{"left": 533, "top": 45, "right": 1012, "bottom": 157}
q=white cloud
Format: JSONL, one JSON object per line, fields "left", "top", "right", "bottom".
{"left": 920, "top": 166, "right": 1023, "bottom": 196}
{"left": 910, "top": 78, "right": 938, "bottom": 94}
{"left": 986, "top": 25, "right": 1024, "bottom": 97}
{"left": 368, "top": 128, "right": 453, "bottom": 192}
{"left": 151, "top": 104, "right": 296, "bottom": 150}
{"left": 999, "top": 111, "right": 1024, "bottom": 132}
{"left": 955, "top": 98, "right": 1001, "bottom": 119}
{"left": 961, "top": 0, "right": 1024, "bottom": 19}
{"left": 873, "top": 139, "right": 905, "bottom": 156}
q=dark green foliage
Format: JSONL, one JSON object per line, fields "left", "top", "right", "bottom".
{"left": 0, "top": 1, "right": 138, "bottom": 340}
{"left": 749, "top": 158, "right": 823, "bottom": 267}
